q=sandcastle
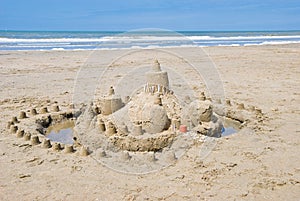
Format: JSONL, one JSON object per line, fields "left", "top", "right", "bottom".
{"left": 75, "top": 60, "right": 224, "bottom": 155}
{"left": 5, "top": 59, "right": 269, "bottom": 173}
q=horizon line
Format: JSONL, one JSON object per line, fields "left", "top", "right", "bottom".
{"left": 1, "top": 29, "right": 300, "bottom": 33}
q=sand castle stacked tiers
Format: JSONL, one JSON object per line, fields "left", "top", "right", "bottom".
{"left": 145, "top": 60, "right": 169, "bottom": 94}
{"left": 99, "top": 86, "right": 124, "bottom": 115}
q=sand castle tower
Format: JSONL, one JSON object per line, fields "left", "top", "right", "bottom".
{"left": 99, "top": 86, "right": 124, "bottom": 115}
{"left": 145, "top": 60, "right": 169, "bottom": 94}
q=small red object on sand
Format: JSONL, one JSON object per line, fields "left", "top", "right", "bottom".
{"left": 179, "top": 125, "right": 187, "bottom": 133}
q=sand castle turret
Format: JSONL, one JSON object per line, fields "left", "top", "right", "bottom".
{"left": 99, "top": 86, "right": 124, "bottom": 115}
{"left": 145, "top": 60, "right": 169, "bottom": 94}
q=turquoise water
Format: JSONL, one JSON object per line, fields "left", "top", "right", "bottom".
{"left": 1, "top": 30, "right": 300, "bottom": 51}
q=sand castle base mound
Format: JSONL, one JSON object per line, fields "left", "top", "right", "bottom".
{"left": 109, "top": 132, "right": 176, "bottom": 152}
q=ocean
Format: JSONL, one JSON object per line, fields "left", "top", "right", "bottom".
{"left": 1, "top": 30, "right": 300, "bottom": 51}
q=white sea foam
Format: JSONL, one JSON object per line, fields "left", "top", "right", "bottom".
{"left": 51, "top": 48, "right": 65, "bottom": 51}
{"left": 0, "top": 36, "right": 189, "bottom": 43}
{"left": 0, "top": 38, "right": 109, "bottom": 43}
{"left": 217, "top": 44, "right": 241, "bottom": 47}
{"left": 1, "top": 35, "right": 300, "bottom": 44}
{"left": 260, "top": 40, "right": 300, "bottom": 45}
{"left": 187, "top": 35, "right": 300, "bottom": 41}
{"left": 101, "top": 36, "right": 192, "bottom": 41}
{"left": 244, "top": 40, "right": 300, "bottom": 46}
{"left": 1, "top": 33, "right": 300, "bottom": 51}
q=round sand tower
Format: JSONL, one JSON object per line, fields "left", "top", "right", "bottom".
{"left": 98, "top": 86, "right": 124, "bottom": 115}
{"left": 145, "top": 60, "right": 169, "bottom": 94}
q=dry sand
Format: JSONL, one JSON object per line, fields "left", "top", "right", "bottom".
{"left": 0, "top": 45, "right": 299, "bottom": 200}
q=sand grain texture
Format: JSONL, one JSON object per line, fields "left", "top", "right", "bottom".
{"left": 0, "top": 45, "right": 299, "bottom": 200}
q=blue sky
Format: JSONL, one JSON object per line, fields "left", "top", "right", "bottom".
{"left": 1, "top": 0, "right": 300, "bottom": 31}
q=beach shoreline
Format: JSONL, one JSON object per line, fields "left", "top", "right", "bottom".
{"left": 0, "top": 44, "right": 299, "bottom": 200}
{"left": 1, "top": 30, "right": 300, "bottom": 51}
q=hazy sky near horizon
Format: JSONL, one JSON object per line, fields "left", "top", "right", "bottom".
{"left": 1, "top": 0, "right": 300, "bottom": 31}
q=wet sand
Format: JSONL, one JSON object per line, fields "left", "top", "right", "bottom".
{"left": 0, "top": 44, "right": 299, "bottom": 200}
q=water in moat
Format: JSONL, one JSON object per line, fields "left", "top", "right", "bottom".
{"left": 46, "top": 120, "right": 75, "bottom": 144}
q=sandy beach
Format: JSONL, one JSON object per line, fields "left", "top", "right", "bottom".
{"left": 0, "top": 44, "right": 299, "bottom": 200}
